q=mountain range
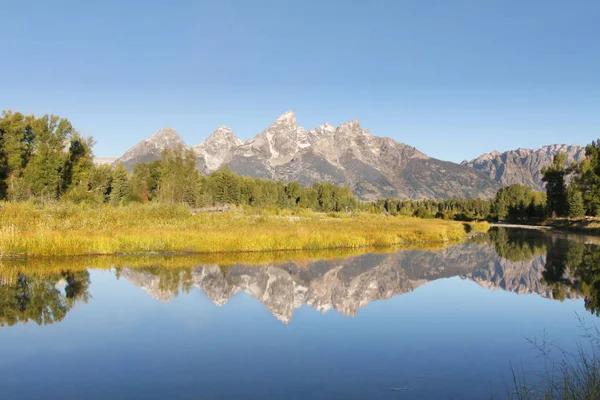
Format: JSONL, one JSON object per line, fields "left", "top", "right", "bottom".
{"left": 110, "top": 111, "right": 586, "bottom": 199}
{"left": 462, "top": 144, "right": 586, "bottom": 192}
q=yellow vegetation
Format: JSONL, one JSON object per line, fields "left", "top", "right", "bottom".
{"left": 0, "top": 202, "right": 488, "bottom": 258}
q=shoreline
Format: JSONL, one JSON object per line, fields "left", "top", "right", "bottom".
{"left": 489, "top": 222, "right": 553, "bottom": 231}
{"left": 491, "top": 218, "right": 600, "bottom": 236}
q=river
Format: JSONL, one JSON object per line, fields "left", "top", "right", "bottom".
{"left": 0, "top": 228, "right": 598, "bottom": 399}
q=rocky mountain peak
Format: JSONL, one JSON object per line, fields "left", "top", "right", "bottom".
{"left": 194, "top": 126, "right": 242, "bottom": 173}
{"left": 540, "top": 144, "right": 583, "bottom": 156}
{"left": 310, "top": 122, "right": 336, "bottom": 137}
{"left": 204, "top": 126, "right": 242, "bottom": 146}
{"left": 266, "top": 111, "right": 299, "bottom": 136}
{"left": 148, "top": 127, "right": 185, "bottom": 147}
{"left": 336, "top": 120, "right": 362, "bottom": 134}
{"left": 274, "top": 110, "right": 296, "bottom": 124}
{"left": 151, "top": 126, "right": 176, "bottom": 137}
{"left": 113, "top": 127, "right": 187, "bottom": 170}
{"left": 258, "top": 110, "right": 306, "bottom": 162}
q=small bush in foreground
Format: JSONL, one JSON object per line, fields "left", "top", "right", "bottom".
{"left": 507, "top": 317, "right": 600, "bottom": 400}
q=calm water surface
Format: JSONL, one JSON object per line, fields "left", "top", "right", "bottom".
{"left": 1, "top": 228, "right": 599, "bottom": 399}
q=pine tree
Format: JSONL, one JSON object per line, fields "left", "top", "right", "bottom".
{"left": 213, "top": 165, "right": 240, "bottom": 205}
{"left": 542, "top": 153, "right": 569, "bottom": 217}
{"left": 110, "top": 163, "right": 129, "bottom": 205}
{"left": 567, "top": 185, "right": 585, "bottom": 218}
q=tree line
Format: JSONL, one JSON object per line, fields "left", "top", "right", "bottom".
{"left": 3, "top": 110, "right": 599, "bottom": 221}
{"left": 0, "top": 110, "right": 498, "bottom": 217}
{"left": 0, "top": 111, "right": 357, "bottom": 211}
{"left": 0, "top": 110, "right": 497, "bottom": 217}
{"left": 108, "top": 148, "right": 359, "bottom": 212}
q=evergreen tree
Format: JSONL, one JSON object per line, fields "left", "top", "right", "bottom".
{"left": 110, "top": 163, "right": 129, "bottom": 205}
{"left": 542, "top": 153, "right": 569, "bottom": 217}
{"left": 213, "top": 165, "right": 240, "bottom": 205}
{"left": 574, "top": 140, "right": 600, "bottom": 216}
{"left": 567, "top": 184, "right": 585, "bottom": 218}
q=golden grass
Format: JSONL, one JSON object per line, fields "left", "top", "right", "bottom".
{"left": 0, "top": 202, "right": 488, "bottom": 258}
{"left": 467, "top": 221, "right": 491, "bottom": 233}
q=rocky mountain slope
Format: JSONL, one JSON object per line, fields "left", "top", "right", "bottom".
{"left": 113, "top": 111, "right": 500, "bottom": 199}
{"left": 115, "top": 127, "right": 186, "bottom": 171}
{"left": 121, "top": 242, "right": 573, "bottom": 324}
{"left": 93, "top": 157, "right": 117, "bottom": 166}
{"left": 462, "top": 144, "right": 586, "bottom": 191}
{"left": 193, "top": 126, "right": 242, "bottom": 173}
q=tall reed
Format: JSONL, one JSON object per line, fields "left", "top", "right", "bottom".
{"left": 506, "top": 317, "right": 600, "bottom": 400}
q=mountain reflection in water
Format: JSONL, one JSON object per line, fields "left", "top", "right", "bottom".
{"left": 2, "top": 227, "right": 598, "bottom": 326}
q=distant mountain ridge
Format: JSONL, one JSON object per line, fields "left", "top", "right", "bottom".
{"left": 462, "top": 144, "right": 586, "bottom": 192}
{"left": 113, "top": 111, "right": 500, "bottom": 200}
{"left": 93, "top": 157, "right": 117, "bottom": 166}
{"left": 110, "top": 111, "right": 589, "bottom": 199}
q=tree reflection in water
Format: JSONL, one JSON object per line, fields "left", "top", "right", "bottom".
{"left": 0, "top": 271, "right": 90, "bottom": 326}
{"left": 487, "top": 227, "right": 600, "bottom": 316}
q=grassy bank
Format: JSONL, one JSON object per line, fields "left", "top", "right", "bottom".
{"left": 540, "top": 217, "right": 600, "bottom": 235}
{"left": 0, "top": 202, "right": 488, "bottom": 257}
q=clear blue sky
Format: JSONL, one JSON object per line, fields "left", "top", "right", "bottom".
{"left": 1, "top": 0, "right": 599, "bottom": 162}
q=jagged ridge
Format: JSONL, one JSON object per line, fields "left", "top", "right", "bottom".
{"left": 462, "top": 144, "right": 586, "bottom": 191}
{"left": 113, "top": 111, "right": 501, "bottom": 199}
